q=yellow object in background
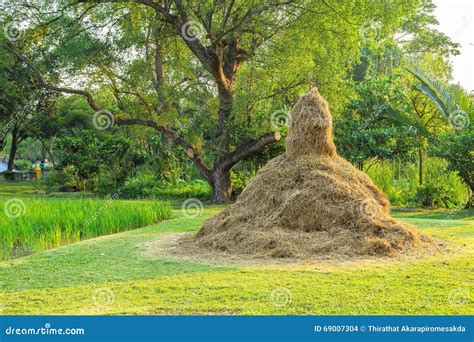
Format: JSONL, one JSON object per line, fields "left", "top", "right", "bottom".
{"left": 35, "top": 165, "right": 42, "bottom": 180}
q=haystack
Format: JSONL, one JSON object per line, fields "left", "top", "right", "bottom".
{"left": 192, "top": 88, "right": 432, "bottom": 258}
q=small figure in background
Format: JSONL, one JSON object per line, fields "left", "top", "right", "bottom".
{"left": 39, "top": 160, "right": 45, "bottom": 174}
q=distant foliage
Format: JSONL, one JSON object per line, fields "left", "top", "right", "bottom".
{"left": 335, "top": 75, "right": 418, "bottom": 169}
{"left": 118, "top": 173, "right": 210, "bottom": 200}
{"left": 52, "top": 130, "right": 132, "bottom": 192}
{"left": 430, "top": 130, "right": 473, "bottom": 204}
{"left": 367, "top": 158, "right": 469, "bottom": 208}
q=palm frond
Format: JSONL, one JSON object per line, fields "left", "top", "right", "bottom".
{"left": 407, "top": 67, "right": 473, "bottom": 131}
{"left": 407, "top": 67, "right": 455, "bottom": 118}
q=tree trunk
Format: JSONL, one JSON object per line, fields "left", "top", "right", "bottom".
{"left": 209, "top": 168, "right": 232, "bottom": 203}
{"left": 208, "top": 84, "right": 234, "bottom": 203}
{"left": 46, "top": 148, "right": 56, "bottom": 166}
{"left": 418, "top": 146, "right": 423, "bottom": 186}
{"left": 464, "top": 179, "right": 474, "bottom": 209}
{"left": 7, "top": 128, "right": 19, "bottom": 171}
{"left": 465, "top": 195, "right": 473, "bottom": 209}
{"left": 41, "top": 144, "right": 46, "bottom": 161}
{"left": 216, "top": 86, "right": 233, "bottom": 157}
{"left": 39, "top": 138, "right": 56, "bottom": 166}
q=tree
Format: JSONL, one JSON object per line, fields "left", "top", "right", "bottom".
{"left": 335, "top": 75, "right": 418, "bottom": 170}
{"left": 350, "top": 0, "right": 460, "bottom": 185}
{"left": 404, "top": 55, "right": 453, "bottom": 185}
{"left": 408, "top": 67, "right": 473, "bottom": 129}
{"left": 55, "top": 130, "right": 131, "bottom": 191}
{"left": 2, "top": 0, "right": 422, "bottom": 202}
{"left": 0, "top": 43, "right": 56, "bottom": 170}
{"left": 396, "top": 0, "right": 460, "bottom": 57}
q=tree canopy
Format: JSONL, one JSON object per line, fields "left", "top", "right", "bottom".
{"left": 0, "top": 0, "right": 471, "bottom": 206}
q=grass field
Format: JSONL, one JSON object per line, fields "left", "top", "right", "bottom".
{"left": 0, "top": 197, "right": 472, "bottom": 315}
{"left": 0, "top": 181, "right": 44, "bottom": 196}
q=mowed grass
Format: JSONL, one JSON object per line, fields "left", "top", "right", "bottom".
{"left": 0, "top": 204, "right": 472, "bottom": 315}
{"left": 0, "top": 181, "right": 42, "bottom": 196}
{"left": 0, "top": 196, "right": 171, "bottom": 260}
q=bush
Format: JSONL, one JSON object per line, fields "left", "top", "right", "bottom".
{"left": 231, "top": 169, "right": 256, "bottom": 198}
{"left": 14, "top": 160, "right": 33, "bottom": 170}
{"left": 118, "top": 173, "right": 211, "bottom": 199}
{"left": 367, "top": 158, "right": 469, "bottom": 208}
{"left": 54, "top": 130, "right": 131, "bottom": 191}
{"left": 415, "top": 184, "right": 446, "bottom": 207}
{"left": 39, "top": 167, "right": 77, "bottom": 193}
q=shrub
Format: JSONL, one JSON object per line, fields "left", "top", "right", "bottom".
{"left": 54, "top": 130, "right": 131, "bottom": 191}
{"left": 415, "top": 183, "right": 446, "bottom": 207}
{"left": 118, "top": 173, "right": 211, "bottom": 199}
{"left": 14, "top": 160, "right": 33, "bottom": 170}
{"left": 367, "top": 158, "right": 468, "bottom": 208}
{"left": 39, "top": 167, "right": 78, "bottom": 193}
{"left": 231, "top": 170, "right": 256, "bottom": 198}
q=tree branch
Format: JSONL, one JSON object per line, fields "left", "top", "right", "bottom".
{"left": 2, "top": 46, "right": 101, "bottom": 111}
{"left": 219, "top": 131, "right": 281, "bottom": 171}
{"left": 116, "top": 118, "right": 212, "bottom": 180}
{"left": 3, "top": 45, "right": 212, "bottom": 180}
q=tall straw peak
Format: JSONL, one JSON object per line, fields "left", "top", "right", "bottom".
{"left": 285, "top": 88, "right": 337, "bottom": 158}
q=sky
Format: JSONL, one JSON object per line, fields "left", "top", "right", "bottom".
{"left": 433, "top": 0, "right": 474, "bottom": 92}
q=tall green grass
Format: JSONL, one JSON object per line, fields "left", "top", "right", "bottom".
{"left": 0, "top": 197, "right": 171, "bottom": 260}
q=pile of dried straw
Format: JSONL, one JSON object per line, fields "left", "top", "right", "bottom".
{"left": 190, "top": 89, "right": 434, "bottom": 258}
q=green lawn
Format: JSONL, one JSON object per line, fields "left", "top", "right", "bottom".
{"left": 0, "top": 181, "right": 43, "bottom": 196}
{"left": 0, "top": 201, "right": 472, "bottom": 315}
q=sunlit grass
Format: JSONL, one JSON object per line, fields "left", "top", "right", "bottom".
{"left": 0, "top": 206, "right": 472, "bottom": 315}
{"left": 0, "top": 181, "right": 42, "bottom": 196}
